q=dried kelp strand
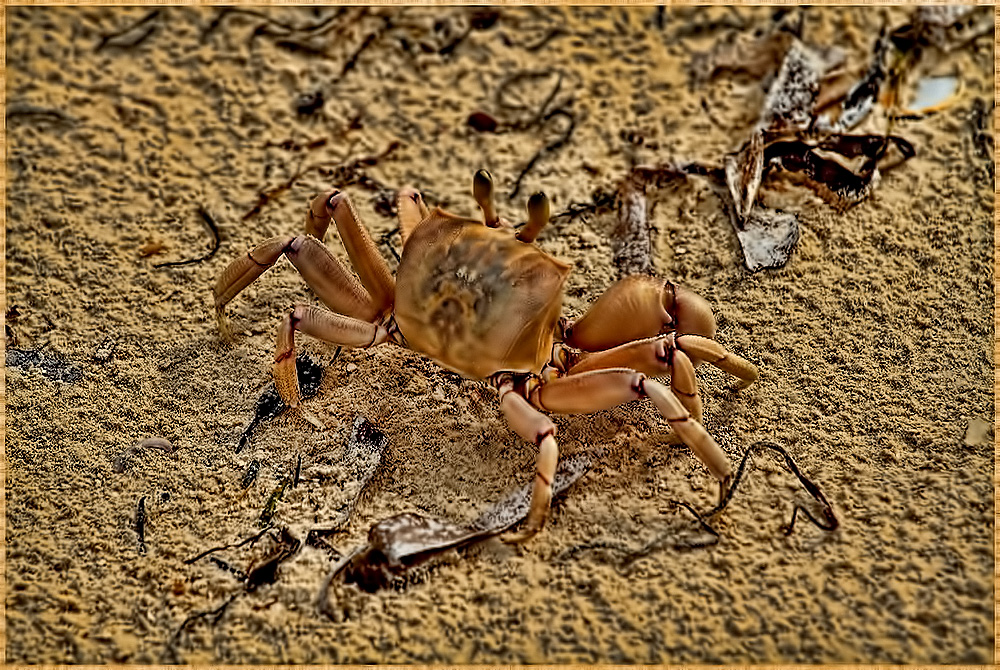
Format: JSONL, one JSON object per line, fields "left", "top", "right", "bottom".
{"left": 183, "top": 526, "right": 273, "bottom": 565}
{"left": 153, "top": 209, "right": 221, "bottom": 269}
{"left": 135, "top": 496, "right": 147, "bottom": 555}
{"left": 241, "top": 459, "right": 261, "bottom": 489}
{"left": 705, "top": 440, "right": 839, "bottom": 533}
{"left": 318, "top": 453, "right": 593, "bottom": 598}
{"left": 245, "top": 528, "right": 301, "bottom": 591}
{"left": 258, "top": 477, "right": 291, "bottom": 527}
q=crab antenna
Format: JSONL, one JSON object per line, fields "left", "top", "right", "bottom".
{"left": 473, "top": 169, "right": 501, "bottom": 227}
{"left": 517, "top": 191, "right": 550, "bottom": 243}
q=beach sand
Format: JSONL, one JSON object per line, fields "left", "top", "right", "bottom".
{"left": 4, "top": 6, "right": 994, "bottom": 663}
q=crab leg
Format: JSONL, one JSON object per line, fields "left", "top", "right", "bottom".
{"left": 566, "top": 333, "right": 758, "bottom": 419}
{"left": 213, "top": 235, "right": 378, "bottom": 336}
{"left": 532, "top": 368, "right": 732, "bottom": 498}
{"left": 396, "top": 187, "right": 430, "bottom": 244}
{"left": 497, "top": 391, "right": 559, "bottom": 543}
{"left": 274, "top": 304, "right": 388, "bottom": 422}
{"left": 564, "top": 276, "right": 716, "bottom": 353}
{"left": 566, "top": 335, "right": 703, "bottom": 421}
{"left": 306, "top": 190, "right": 395, "bottom": 313}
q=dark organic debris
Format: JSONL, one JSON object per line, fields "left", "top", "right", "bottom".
{"left": 153, "top": 209, "right": 221, "bottom": 269}
{"left": 92, "top": 336, "right": 119, "bottom": 363}
{"left": 467, "top": 111, "right": 500, "bottom": 133}
{"left": 612, "top": 176, "right": 654, "bottom": 278}
{"left": 113, "top": 437, "right": 177, "bottom": 473}
{"left": 236, "top": 354, "right": 326, "bottom": 454}
{"left": 295, "top": 90, "right": 325, "bottom": 116}
{"left": 95, "top": 10, "right": 160, "bottom": 52}
{"left": 305, "top": 413, "right": 389, "bottom": 544}
{"left": 317, "top": 453, "right": 591, "bottom": 605}
{"left": 241, "top": 459, "right": 262, "bottom": 489}
{"left": 560, "top": 441, "right": 837, "bottom": 570}
{"left": 6, "top": 348, "right": 82, "bottom": 383}
{"left": 245, "top": 527, "right": 301, "bottom": 591}
{"left": 135, "top": 496, "right": 148, "bottom": 555}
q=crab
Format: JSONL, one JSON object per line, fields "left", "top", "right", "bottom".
{"left": 214, "top": 170, "right": 758, "bottom": 542}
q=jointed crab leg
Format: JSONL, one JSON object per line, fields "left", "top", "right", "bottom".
{"left": 396, "top": 187, "right": 430, "bottom": 244}
{"left": 565, "top": 332, "right": 758, "bottom": 420}
{"left": 497, "top": 390, "right": 559, "bottom": 543}
{"left": 213, "top": 235, "right": 378, "bottom": 336}
{"left": 532, "top": 368, "right": 732, "bottom": 496}
{"left": 306, "top": 190, "right": 395, "bottom": 314}
{"left": 274, "top": 304, "right": 388, "bottom": 419}
{"left": 566, "top": 335, "right": 703, "bottom": 420}
{"left": 671, "top": 334, "right": 758, "bottom": 389}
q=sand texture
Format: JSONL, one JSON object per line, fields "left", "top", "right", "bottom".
{"left": 4, "top": 6, "right": 995, "bottom": 664}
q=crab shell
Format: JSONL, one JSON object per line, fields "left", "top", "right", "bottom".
{"left": 393, "top": 208, "right": 571, "bottom": 380}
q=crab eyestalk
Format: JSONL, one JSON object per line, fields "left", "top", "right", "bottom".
{"left": 473, "top": 169, "right": 500, "bottom": 227}
{"left": 517, "top": 191, "right": 550, "bottom": 243}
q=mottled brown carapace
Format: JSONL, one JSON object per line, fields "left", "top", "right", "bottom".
{"left": 395, "top": 210, "right": 570, "bottom": 379}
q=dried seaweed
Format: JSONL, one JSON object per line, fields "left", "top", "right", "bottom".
{"left": 6, "top": 348, "right": 82, "bottom": 383}
{"left": 560, "top": 440, "right": 837, "bottom": 569}
{"left": 95, "top": 10, "right": 160, "bottom": 52}
{"left": 242, "top": 142, "right": 400, "bottom": 221}
{"left": 317, "top": 453, "right": 592, "bottom": 604}
{"left": 152, "top": 209, "right": 221, "bottom": 269}
{"left": 135, "top": 496, "right": 148, "bottom": 555}
{"left": 236, "top": 354, "right": 326, "bottom": 454}
{"left": 509, "top": 109, "right": 575, "bottom": 201}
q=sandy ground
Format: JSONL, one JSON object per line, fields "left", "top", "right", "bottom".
{"left": 4, "top": 5, "right": 995, "bottom": 664}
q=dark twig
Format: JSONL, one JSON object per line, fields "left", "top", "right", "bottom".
{"left": 704, "top": 440, "right": 839, "bottom": 534}
{"left": 170, "top": 592, "right": 240, "bottom": 646}
{"left": 153, "top": 209, "right": 221, "bottom": 269}
{"left": 135, "top": 496, "right": 148, "bottom": 555}
{"left": 183, "top": 526, "right": 274, "bottom": 565}
{"left": 96, "top": 10, "right": 160, "bottom": 52}
{"left": 509, "top": 109, "right": 576, "bottom": 200}
{"left": 337, "top": 15, "right": 392, "bottom": 83}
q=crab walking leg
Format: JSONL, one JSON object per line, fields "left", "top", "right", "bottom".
{"left": 565, "top": 276, "right": 716, "bottom": 352}
{"left": 567, "top": 335, "right": 704, "bottom": 421}
{"left": 396, "top": 187, "right": 430, "bottom": 244}
{"left": 274, "top": 304, "right": 388, "bottom": 424}
{"left": 307, "top": 190, "right": 395, "bottom": 313}
{"left": 533, "top": 368, "right": 732, "bottom": 499}
{"left": 674, "top": 334, "right": 759, "bottom": 389}
{"left": 213, "top": 235, "right": 378, "bottom": 337}
{"left": 498, "top": 391, "right": 559, "bottom": 543}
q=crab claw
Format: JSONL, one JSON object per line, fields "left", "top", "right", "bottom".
{"left": 473, "top": 169, "right": 500, "bottom": 227}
